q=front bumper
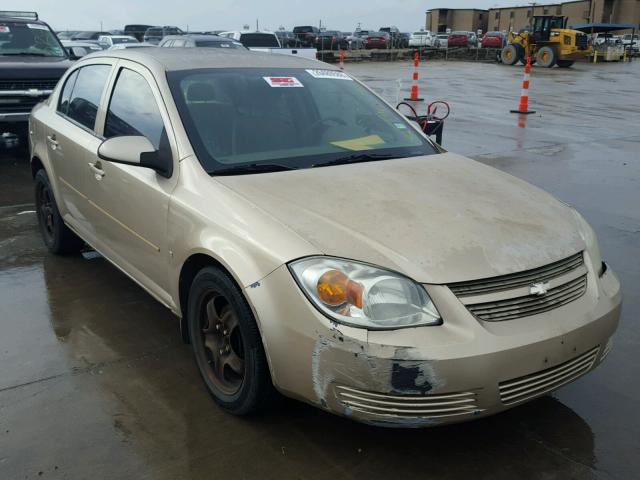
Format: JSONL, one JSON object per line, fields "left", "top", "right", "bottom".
{"left": 245, "top": 261, "right": 621, "bottom": 427}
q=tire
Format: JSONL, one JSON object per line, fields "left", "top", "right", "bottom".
{"left": 187, "top": 266, "right": 274, "bottom": 415}
{"left": 557, "top": 59, "right": 574, "bottom": 68}
{"left": 501, "top": 44, "right": 520, "bottom": 65}
{"left": 536, "top": 46, "right": 557, "bottom": 67}
{"left": 34, "top": 169, "right": 84, "bottom": 254}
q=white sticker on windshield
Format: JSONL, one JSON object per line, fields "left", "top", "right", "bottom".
{"left": 0, "top": 26, "right": 10, "bottom": 33}
{"left": 27, "top": 23, "right": 49, "bottom": 30}
{"left": 393, "top": 123, "right": 408, "bottom": 129}
{"left": 263, "top": 76, "right": 304, "bottom": 88}
{"left": 306, "top": 69, "right": 353, "bottom": 80}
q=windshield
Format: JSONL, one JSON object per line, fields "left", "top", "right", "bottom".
{"left": 0, "top": 21, "right": 66, "bottom": 57}
{"left": 239, "top": 33, "right": 280, "bottom": 48}
{"left": 195, "top": 40, "right": 244, "bottom": 48}
{"left": 168, "top": 68, "right": 437, "bottom": 174}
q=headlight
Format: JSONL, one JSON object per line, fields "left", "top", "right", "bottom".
{"left": 288, "top": 257, "right": 441, "bottom": 330}
{"left": 571, "top": 209, "right": 603, "bottom": 276}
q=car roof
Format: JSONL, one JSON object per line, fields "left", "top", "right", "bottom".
{"left": 83, "top": 47, "right": 328, "bottom": 72}
{"left": 0, "top": 15, "right": 46, "bottom": 25}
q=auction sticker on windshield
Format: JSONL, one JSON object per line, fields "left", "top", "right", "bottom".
{"left": 0, "top": 26, "right": 10, "bottom": 33}
{"left": 263, "top": 77, "right": 304, "bottom": 88}
{"left": 27, "top": 23, "right": 49, "bottom": 30}
{"left": 306, "top": 69, "right": 352, "bottom": 80}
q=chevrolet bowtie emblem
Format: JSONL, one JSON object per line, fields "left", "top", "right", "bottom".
{"left": 530, "top": 282, "right": 550, "bottom": 296}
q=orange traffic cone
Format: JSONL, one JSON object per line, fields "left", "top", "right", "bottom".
{"left": 404, "top": 52, "right": 424, "bottom": 102}
{"left": 510, "top": 56, "right": 535, "bottom": 114}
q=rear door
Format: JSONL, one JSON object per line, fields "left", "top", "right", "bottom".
{"left": 46, "top": 61, "right": 114, "bottom": 239}
{"left": 86, "top": 60, "right": 179, "bottom": 303}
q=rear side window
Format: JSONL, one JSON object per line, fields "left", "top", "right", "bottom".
{"left": 64, "top": 65, "right": 111, "bottom": 130}
{"left": 104, "top": 68, "right": 165, "bottom": 149}
{"left": 57, "top": 70, "right": 79, "bottom": 115}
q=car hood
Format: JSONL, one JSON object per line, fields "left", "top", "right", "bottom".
{"left": 215, "top": 153, "right": 585, "bottom": 284}
{"left": 0, "top": 56, "right": 73, "bottom": 80}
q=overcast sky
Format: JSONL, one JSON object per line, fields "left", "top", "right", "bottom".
{"left": 22, "top": 0, "right": 546, "bottom": 32}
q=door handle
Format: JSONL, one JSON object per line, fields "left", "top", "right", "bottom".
{"left": 88, "top": 162, "right": 105, "bottom": 179}
{"left": 46, "top": 134, "right": 59, "bottom": 149}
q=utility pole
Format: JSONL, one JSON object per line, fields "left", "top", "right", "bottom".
{"left": 529, "top": 2, "right": 537, "bottom": 30}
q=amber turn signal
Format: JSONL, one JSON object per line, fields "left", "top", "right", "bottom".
{"left": 317, "top": 270, "right": 364, "bottom": 309}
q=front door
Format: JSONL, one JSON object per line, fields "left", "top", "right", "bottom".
{"left": 85, "top": 60, "right": 179, "bottom": 304}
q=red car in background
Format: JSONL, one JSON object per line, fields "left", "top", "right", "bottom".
{"left": 481, "top": 31, "right": 506, "bottom": 48}
{"left": 447, "top": 31, "right": 469, "bottom": 47}
{"left": 364, "top": 32, "right": 390, "bottom": 49}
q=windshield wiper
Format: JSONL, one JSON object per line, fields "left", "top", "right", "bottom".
{"left": 313, "top": 153, "right": 398, "bottom": 168}
{"left": 210, "top": 163, "right": 297, "bottom": 176}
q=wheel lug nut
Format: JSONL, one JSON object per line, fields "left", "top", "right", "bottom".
{"left": 223, "top": 330, "right": 228, "bottom": 335}
{"left": 215, "top": 324, "right": 220, "bottom": 331}
{"left": 226, "top": 345, "right": 231, "bottom": 352}
{"left": 219, "top": 349, "right": 224, "bottom": 355}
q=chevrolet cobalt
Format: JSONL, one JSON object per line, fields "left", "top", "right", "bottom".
{"left": 29, "top": 49, "right": 621, "bottom": 427}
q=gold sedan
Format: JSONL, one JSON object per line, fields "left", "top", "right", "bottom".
{"left": 29, "top": 49, "right": 621, "bottom": 426}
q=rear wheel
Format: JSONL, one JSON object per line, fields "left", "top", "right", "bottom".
{"left": 536, "top": 46, "right": 557, "bottom": 67}
{"left": 501, "top": 44, "right": 521, "bottom": 65}
{"left": 187, "top": 266, "right": 274, "bottom": 415}
{"left": 34, "top": 169, "right": 84, "bottom": 254}
{"left": 556, "top": 59, "right": 574, "bottom": 68}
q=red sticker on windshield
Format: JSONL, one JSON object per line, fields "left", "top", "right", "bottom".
{"left": 263, "top": 77, "right": 304, "bottom": 88}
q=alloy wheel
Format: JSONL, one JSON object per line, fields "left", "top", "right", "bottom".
{"left": 198, "top": 292, "right": 245, "bottom": 396}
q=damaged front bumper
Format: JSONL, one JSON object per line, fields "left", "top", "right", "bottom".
{"left": 244, "top": 262, "right": 621, "bottom": 427}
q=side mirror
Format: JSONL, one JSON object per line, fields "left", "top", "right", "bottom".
{"left": 98, "top": 136, "right": 172, "bottom": 177}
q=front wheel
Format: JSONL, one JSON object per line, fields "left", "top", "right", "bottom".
{"left": 556, "top": 59, "right": 574, "bottom": 68}
{"left": 34, "top": 169, "right": 84, "bottom": 254}
{"left": 187, "top": 266, "right": 274, "bottom": 415}
{"left": 501, "top": 44, "right": 521, "bottom": 65}
{"left": 536, "top": 46, "right": 557, "bottom": 67}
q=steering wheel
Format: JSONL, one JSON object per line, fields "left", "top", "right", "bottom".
{"left": 304, "top": 116, "right": 347, "bottom": 136}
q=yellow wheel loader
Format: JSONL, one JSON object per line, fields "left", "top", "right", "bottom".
{"left": 501, "top": 16, "right": 591, "bottom": 68}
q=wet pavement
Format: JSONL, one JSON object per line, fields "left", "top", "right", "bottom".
{"left": 1, "top": 60, "right": 639, "bottom": 479}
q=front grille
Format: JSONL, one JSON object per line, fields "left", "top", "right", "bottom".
{"left": 335, "top": 386, "right": 482, "bottom": 418}
{"left": 449, "top": 252, "right": 584, "bottom": 297}
{"left": 467, "top": 274, "right": 587, "bottom": 322}
{"left": 499, "top": 346, "right": 599, "bottom": 405}
{"left": 576, "top": 33, "right": 588, "bottom": 49}
{"left": 0, "top": 79, "right": 58, "bottom": 91}
{"left": 0, "top": 97, "right": 41, "bottom": 113}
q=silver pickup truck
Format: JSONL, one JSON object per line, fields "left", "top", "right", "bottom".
{"left": 219, "top": 30, "right": 317, "bottom": 59}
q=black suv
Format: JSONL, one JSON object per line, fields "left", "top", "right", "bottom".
{"left": 0, "top": 11, "right": 72, "bottom": 139}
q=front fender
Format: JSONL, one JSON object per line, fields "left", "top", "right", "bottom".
{"left": 166, "top": 156, "right": 319, "bottom": 316}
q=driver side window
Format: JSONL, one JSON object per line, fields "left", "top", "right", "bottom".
{"left": 104, "top": 68, "right": 166, "bottom": 149}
